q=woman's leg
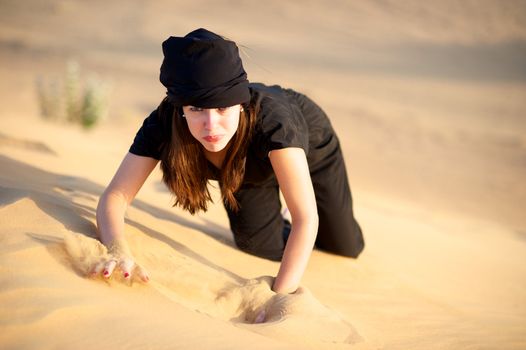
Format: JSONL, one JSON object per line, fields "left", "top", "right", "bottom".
{"left": 225, "top": 179, "right": 287, "bottom": 261}
{"left": 310, "top": 145, "right": 365, "bottom": 258}
{"left": 289, "top": 89, "right": 365, "bottom": 258}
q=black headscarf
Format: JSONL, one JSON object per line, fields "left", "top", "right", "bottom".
{"left": 159, "top": 28, "right": 250, "bottom": 108}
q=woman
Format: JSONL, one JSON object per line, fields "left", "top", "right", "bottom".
{"left": 94, "top": 28, "right": 364, "bottom": 294}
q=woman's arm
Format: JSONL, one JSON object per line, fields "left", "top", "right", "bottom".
{"left": 269, "top": 147, "right": 319, "bottom": 294}
{"left": 95, "top": 152, "right": 159, "bottom": 279}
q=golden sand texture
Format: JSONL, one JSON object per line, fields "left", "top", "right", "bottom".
{"left": 1, "top": 1, "right": 526, "bottom": 349}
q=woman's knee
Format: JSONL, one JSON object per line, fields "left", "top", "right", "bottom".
{"left": 341, "top": 225, "right": 365, "bottom": 258}
{"left": 315, "top": 222, "right": 365, "bottom": 258}
{"left": 236, "top": 243, "right": 284, "bottom": 261}
{"left": 316, "top": 239, "right": 365, "bottom": 258}
{"left": 339, "top": 238, "right": 365, "bottom": 258}
{"left": 232, "top": 230, "right": 285, "bottom": 262}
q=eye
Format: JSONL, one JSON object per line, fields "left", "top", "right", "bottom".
{"left": 217, "top": 107, "right": 229, "bottom": 113}
{"left": 189, "top": 107, "right": 203, "bottom": 112}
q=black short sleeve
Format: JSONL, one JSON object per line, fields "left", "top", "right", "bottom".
{"left": 129, "top": 109, "right": 167, "bottom": 160}
{"left": 255, "top": 93, "right": 310, "bottom": 158}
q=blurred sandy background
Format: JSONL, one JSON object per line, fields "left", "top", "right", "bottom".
{"left": 1, "top": 1, "right": 525, "bottom": 349}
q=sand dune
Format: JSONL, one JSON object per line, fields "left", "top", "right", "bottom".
{"left": 0, "top": 159, "right": 368, "bottom": 348}
{"left": 1, "top": 0, "right": 526, "bottom": 349}
{"left": 1, "top": 112, "right": 525, "bottom": 349}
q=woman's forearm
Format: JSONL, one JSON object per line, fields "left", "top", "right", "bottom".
{"left": 95, "top": 191, "right": 128, "bottom": 246}
{"left": 272, "top": 217, "right": 318, "bottom": 294}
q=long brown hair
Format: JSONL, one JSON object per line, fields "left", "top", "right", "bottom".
{"left": 158, "top": 94, "right": 260, "bottom": 214}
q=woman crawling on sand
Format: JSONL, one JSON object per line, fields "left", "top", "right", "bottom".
{"left": 94, "top": 28, "right": 364, "bottom": 294}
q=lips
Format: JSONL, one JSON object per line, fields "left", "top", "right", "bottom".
{"left": 203, "top": 135, "right": 224, "bottom": 143}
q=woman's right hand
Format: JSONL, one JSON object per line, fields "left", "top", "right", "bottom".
{"left": 89, "top": 238, "right": 149, "bottom": 282}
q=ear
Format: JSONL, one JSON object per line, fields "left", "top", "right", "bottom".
{"left": 177, "top": 106, "right": 185, "bottom": 117}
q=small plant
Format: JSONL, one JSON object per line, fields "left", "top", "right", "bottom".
{"left": 64, "top": 60, "right": 81, "bottom": 124}
{"left": 35, "top": 60, "right": 111, "bottom": 129}
{"left": 36, "top": 77, "right": 62, "bottom": 121}
{"left": 81, "top": 77, "right": 110, "bottom": 128}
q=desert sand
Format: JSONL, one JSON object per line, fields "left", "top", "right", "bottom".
{"left": 1, "top": 1, "right": 526, "bottom": 349}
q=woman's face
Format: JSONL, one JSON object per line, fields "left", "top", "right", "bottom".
{"left": 182, "top": 105, "right": 241, "bottom": 153}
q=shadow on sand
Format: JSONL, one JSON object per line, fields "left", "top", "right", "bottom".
{"left": 0, "top": 153, "right": 243, "bottom": 282}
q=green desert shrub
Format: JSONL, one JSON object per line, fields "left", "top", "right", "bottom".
{"left": 36, "top": 61, "right": 111, "bottom": 129}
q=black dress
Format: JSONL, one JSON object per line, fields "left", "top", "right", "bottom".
{"left": 129, "top": 83, "right": 364, "bottom": 261}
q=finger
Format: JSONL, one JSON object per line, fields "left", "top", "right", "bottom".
{"left": 90, "top": 261, "right": 106, "bottom": 277}
{"left": 103, "top": 259, "right": 117, "bottom": 278}
{"left": 119, "top": 258, "right": 135, "bottom": 279}
{"left": 254, "top": 310, "right": 266, "bottom": 324}
{"left": 134, "top": 264, "right": 150, "bottom": 283}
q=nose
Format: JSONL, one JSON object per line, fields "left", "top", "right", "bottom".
{"left": 203, "top": 109, "right": 221, "bottom": 130}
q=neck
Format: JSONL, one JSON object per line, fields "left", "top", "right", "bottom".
{"left": 204, "top": 147, "right": 227, "bottom": 169}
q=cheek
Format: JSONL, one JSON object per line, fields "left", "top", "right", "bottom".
{"left": 226, "top": 115, "right": 240, "bottom": 134}
{"left": 185, "top": 120, "right": 201, "bottom": 138}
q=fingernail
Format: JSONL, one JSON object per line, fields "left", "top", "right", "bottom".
{"left": 103, "top": 270, "right": 109, "bottom": 276}
{"left": 124, "top": 272, "right": 130, "bottom": 278}
{"left": 255, "top": 310, "right": 266, "bottom": 323}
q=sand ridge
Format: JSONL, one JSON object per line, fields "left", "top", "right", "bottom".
{"left": 60, "top": 230, "right": 365, "bottom": 347}
{"left": 1, "top": 1, "right": 526, "bottom": 348}
{"left": 1, "top": 110, "right": 525, "bottom": 348}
